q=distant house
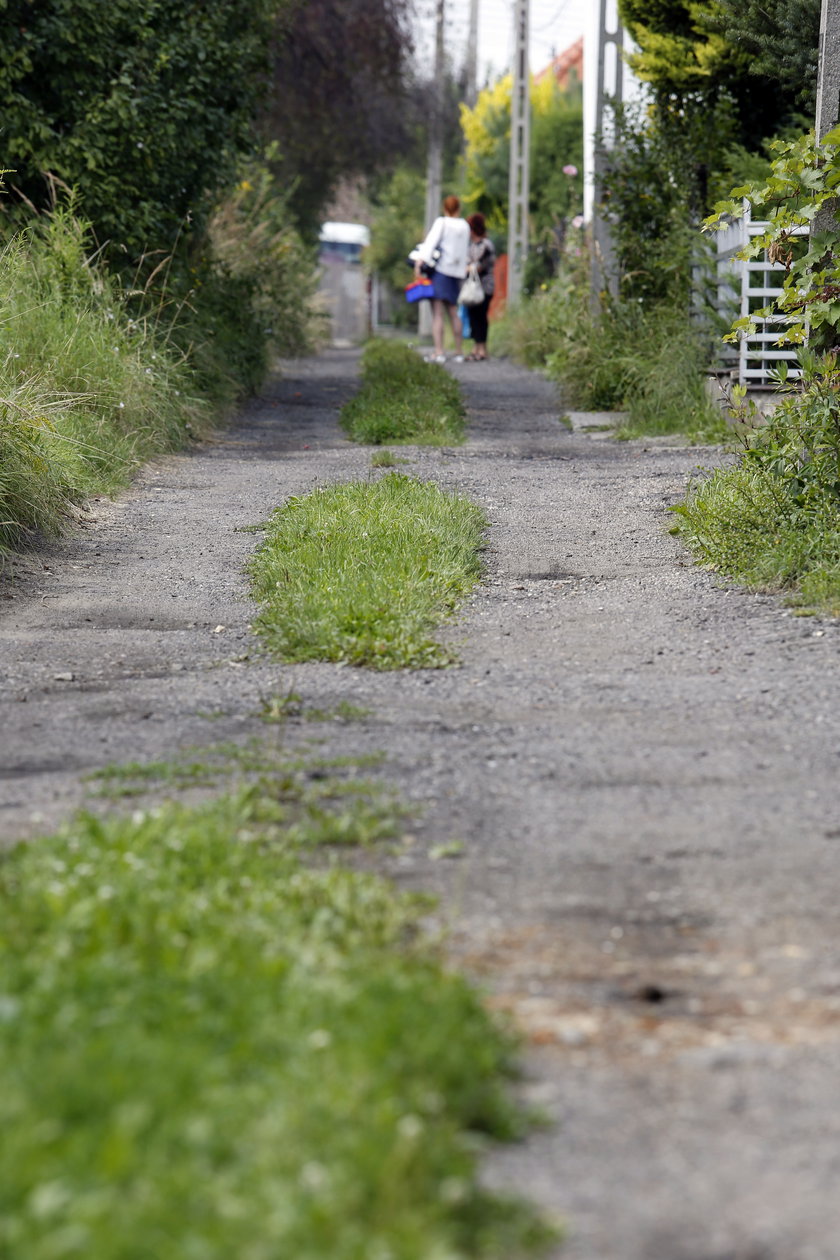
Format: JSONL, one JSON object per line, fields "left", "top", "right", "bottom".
{"left": 534, "top": 37, "right": 583, "bottom": 91}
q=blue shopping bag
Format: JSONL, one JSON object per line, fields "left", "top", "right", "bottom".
{"left": 405, "top": 277, "right": 434, "bottom": 303}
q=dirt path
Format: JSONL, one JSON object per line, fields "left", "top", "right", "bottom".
{"left": 3, "top": 349, "right": 840, "bottom": 1258}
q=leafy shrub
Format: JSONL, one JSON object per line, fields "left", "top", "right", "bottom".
{"left": 340, "top": 340, "right": 465, "bottom": 446}
{"left": 0, "top": 0, "right": 280, "bottom": 260}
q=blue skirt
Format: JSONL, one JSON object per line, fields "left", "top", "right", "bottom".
{"left": 431, "top": 272, "right": 461, "bottom": 305}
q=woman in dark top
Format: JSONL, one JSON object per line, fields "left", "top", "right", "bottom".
{"left": 465, "top": 212, "right": 495, "bottom": 361}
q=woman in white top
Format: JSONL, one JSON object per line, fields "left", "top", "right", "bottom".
{"left": 414, "top": 194, "right": 471, "bottom": 363}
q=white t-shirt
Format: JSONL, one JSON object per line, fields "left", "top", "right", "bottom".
{"left": 418, "top": 215, "right": 470, "bottom": 279}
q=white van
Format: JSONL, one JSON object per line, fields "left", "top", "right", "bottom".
{"left": 317, "top": 222, "right": 371, "bottom": 345}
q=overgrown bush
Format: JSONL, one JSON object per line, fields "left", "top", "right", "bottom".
{"left": 169, "top": 158, "right": 322, "bottom": 400}
{"left": 0, "top": 0, "right": 281, "bottom": 260}
{"left": 498, "top": 253, "right": 727, "bottom": 440}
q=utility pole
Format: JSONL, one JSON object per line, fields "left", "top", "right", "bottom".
{"left": 506, "top": 0, "right": 530, "bottom": 308}
{"left": 815, "top": 0, "right": 840, "bottom": 140}
{"left": 421, "top": 0, "right": 446, "bottom": 336}
{"left": 590, "top": 0, "right": 624, "bottom": 307}
{"left": 465, "top": 0, "right": 479, "bottom": 108}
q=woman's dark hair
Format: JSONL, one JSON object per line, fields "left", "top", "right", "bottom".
{"left": 443, "top": 194, "right": 460, "bottom": 215}
{"left": 467, "top": 212, "right": 486, "bottom": 237}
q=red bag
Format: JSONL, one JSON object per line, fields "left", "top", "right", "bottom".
{"left": 405, "top": 276, "right": 434, "bottom": 303}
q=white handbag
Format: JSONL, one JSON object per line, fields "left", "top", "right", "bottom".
{"left": 458, "top": 265, "right": 484, "bottom": 306}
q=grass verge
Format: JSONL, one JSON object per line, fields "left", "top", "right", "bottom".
{"left": 0, "top": 215, "right": 206, "bottom": 553}
{"left": 0, "top": 165, "right": 319, "bottom": 559}
{"left": 672, "top": 356, "right": 840, "bottom": 614}
{"left": 673, "top": 453, "right": 840, "bottom": 614}
{"left": 340, "top": 339, "right": 465, "bottom": 445}
{"left": 249, "top": 473, "right": 486, "bottom": 668}
{"left": 0, "top": 752, "right": 553, "bottom": 1259}
{"left": 496, "top": 268, "right": 730, "bottom": 444}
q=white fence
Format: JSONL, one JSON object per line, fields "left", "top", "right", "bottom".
{"left": 712, "top": 206, "right": 807, "bottom": 386}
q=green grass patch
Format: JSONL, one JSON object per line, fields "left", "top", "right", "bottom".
{"left": 673, "top": 458, "right": 840, "bottom": 614}
{"left": 340, "top": 340, "right": 465, "bottom": 445}
{"left": 673, "top": 356, "right": 840, "bottom": 614}
{"left": 249, "top": 473, "right": 486, "bottom": 668}
{"left": 0, "top": 768, "right": 552, "bottom": 1259}
{"left": 370, "top": 448, "right": 410, "bottom": 468}
{"left": 259, "top": 692, "right": 373, "bottom": 724}
{"left": 85, "top": 740, "right": 387, "bottom": 810}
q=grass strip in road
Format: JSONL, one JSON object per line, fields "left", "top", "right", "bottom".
{"left": 250, "top": 473, "right": 486, "bottom": 668}
{"left": 340, "top": 339, "right": 465, "bottom": 445}
{"left": 0, "top": 768, "right": 552, "bottom": 1260}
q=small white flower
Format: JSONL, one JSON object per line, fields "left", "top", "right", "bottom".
{"left": 397, "top": 1114, "right": 423, "bottom": 1141}
{"left": 299, "top": 1162, "right": 328, "bottom": 1191}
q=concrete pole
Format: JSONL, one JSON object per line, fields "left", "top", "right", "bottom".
{"left": 816, "top": 0, "right": 840, "bottom": 139}
{"left": 813, "top": 0, "right": 840, "bottom": 242}
{"left": 465, "top": 0, "right": 479, "bottom": 108}
{"left": 421, "top": 0, "right": 446, "bottom": 336}
{"left": 590, "top": 0, "right": 624, "bottom": 308}
{"left": 506, "top": 0, "right": 530, "bottom": 308}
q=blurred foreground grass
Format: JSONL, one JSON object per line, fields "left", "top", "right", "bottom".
{"left": 0, "top": 750, "right": 553, "bottom": 1260}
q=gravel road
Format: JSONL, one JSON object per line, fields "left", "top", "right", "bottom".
{"left": 2, "top": 348, "right": 840, "bottom": 1259}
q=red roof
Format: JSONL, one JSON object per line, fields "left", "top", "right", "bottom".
{"left": 534, "top": 36, "right": 583, "bottom": 89}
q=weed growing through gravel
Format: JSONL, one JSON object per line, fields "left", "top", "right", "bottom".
{"left": 249, "top": 473, "right": 486, "bottom": 668}
{"left": 370, "top": 448, "right": 410, "bottom": 467}
{"left": 340, "top": 339, "right": 465, "bottom": 445}
{"left": 259, "top": 692, "right": 373, "bottom": 724}
{"left": 0, "top": 762, "right": 553, "bottom": 1260}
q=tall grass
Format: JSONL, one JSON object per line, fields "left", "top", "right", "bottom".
{"left": 0, "top": 214, "right": 202, "bottom": 552}
{"left": 250, "top": 473, "right": 486, "bottom": 668}
{"left": 498, "top": 266, "right": 729, "bottom": 442}
{"left": 673, "top": 355, "right": 840, "bottom": 612}
{"left": 0, "top": 168, "right": 320, "bottom": 557}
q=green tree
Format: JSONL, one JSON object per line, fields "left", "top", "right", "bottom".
{"left": 708, "top": 0, "right": 820, "bottom": 114}
{"left": 0, "top": 0, "right": 281, "bottom": 259}
{"left": 618, "top": 0, "right": 817, "bottom": 162}
{"left": 460, "top": 72, "right": 583, "bottom": 282}
{"left": 263, "top": 0, "right": 417, "bottom": 232}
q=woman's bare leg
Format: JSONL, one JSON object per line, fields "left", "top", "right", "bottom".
{"left": 446, "top": 304, "right": 463, "bottom": 355}
{"left": 432, "top": 301, "right": 446, "bottom": 355}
